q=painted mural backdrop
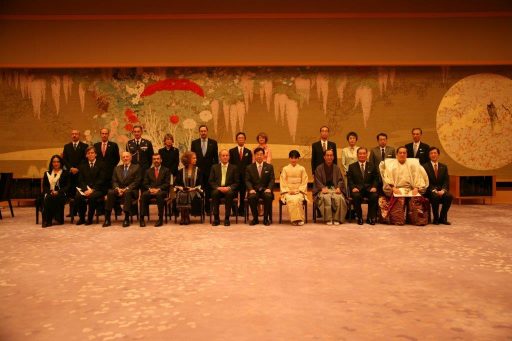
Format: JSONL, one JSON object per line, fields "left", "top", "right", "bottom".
{"left": 0, "top": 66, "right": 511, "bottom": 179}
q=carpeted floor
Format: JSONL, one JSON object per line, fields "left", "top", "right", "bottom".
{"left": 0, "top": 204, "right": 511, "bottom": 340}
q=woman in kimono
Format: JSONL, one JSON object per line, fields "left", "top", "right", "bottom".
{"left": 41, "top": 154, "right": 70, "bottom": 227}
{"left": 280, "top": 150, "right": 308, "bottom": 226}
{"left": 174, "top": 151, "right": 203, "bottom": 225}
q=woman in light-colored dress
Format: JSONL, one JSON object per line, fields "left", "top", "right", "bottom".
{"left": 341, "top": 131, "right": 360, "bottom": 175}
{"left": 255, "top": 132, "right": 272, "bottom": 164}
{"left": 280, "top": 150, "right": 308, "bottom": 226}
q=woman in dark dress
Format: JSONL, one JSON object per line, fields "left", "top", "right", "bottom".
{"left": 158, "top": 133, "right": 179, "bottom": 180}
{"left": 41, "top": 154, "right": 70, "bottom": 227}
{"left": 174, "top": 151, "right": 203, "bottom": 225}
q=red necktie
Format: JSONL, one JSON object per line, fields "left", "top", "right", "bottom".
{"left": 434, "top": 163, "right": 438, "bottom": 179}
{"left": 155, "top": 167, "right": 159, "bottom": 179}
{"left": 239, "top": 148, "right": 243, "bottom": 160}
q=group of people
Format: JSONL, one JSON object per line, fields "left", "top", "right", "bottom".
{"left": 40, "top": 124, "right": 452, "bottom": 228}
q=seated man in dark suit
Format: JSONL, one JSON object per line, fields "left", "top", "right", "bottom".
{"left": 246, "top": 147, "right": 275, "bottom": 226}
{"left": 104, "top": 152, "right": 141, "bottom": 227}
{"left": 75, "top": 146, "right": 107, "bottom": 225}
{"left": 422, "top": 146, "right": 453, "bottom": 225}
{"left": 140, "top": 154, "right": 170, "bottom": 227}
{"left": 406, "top": 128, "right": 430, "bottom": 165}
{"left": 209, "top": 149, "right": 239, "bottom": 226}
{"left": 347, "top": 147, "right": 379, "bottom": 225}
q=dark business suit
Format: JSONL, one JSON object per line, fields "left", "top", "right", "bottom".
{"left": 62, "top": 141, "right": 88, "bottom": 198}
{"left": 94, "top": 141, "right": 120, "bottom": 187}
{"left": 209, "top": 163, "right": 239, "bottom": 221}
{"left": 245, "top": 162, "right": 275, "bottom": 222}
{"left": 311, "top": 140, "right": 337, "bottom": 174}
{"left": 42, "top": 170, "right": 70, "bottom": 225}
{"left": 347, "top": 161, "right": 379, "bottom": 221}
{"left": 75, "top": 160, "right": 107, "bottom": 223}
{"left": 158, "top": 146, "right": 179, "bottom": 178}
{"left": 191, "top": 138, "right": 218, "bottom": 212}
{"left": 107, "top": 163, "right": 141, "bottom": 214}
{"left": 140, "top": 166, "right": 171, "bottom": 220}
{"left": 229, "top": 146, "right": 252, "bottom": 215}
{"left": 126, "top": 138, "right": 154, "bottom": 171}
{"left": 406, "top": 142, "right": 430, "bottom": 165}
{"left": 423, "top": 161, "right": 452, "bottom": 223}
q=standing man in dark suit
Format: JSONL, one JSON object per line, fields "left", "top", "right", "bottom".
{"left": 347, "top": 147, "right": 379, "bottom": 226}
{"left": 210, "top": 149, "right": 239, "bottom": 226}
{"left": 311, "top": 126, "right": 337, "bottom": 174}
{"left": 103, "top": 152, "right": 141, "bottom": 227}
{"left": 126, "top": 125, "right": 154, "bottom": 173}
{"left": 191, "top": 125, "right": 218, "bottom": 214}
{"left": 406, "top": 128, "right": 430, "bottom": 165}
{"left": 422, "top": 146, "right": 453, "bottom": 225}
{"left": 140, "top": 154, "right": 170, "bottom": 227}
{"left": 158, "top": 133, "right": 179, "bottom": 180}
{"left": 75, "top": 146, "right": 107, "bottom": 225}
{"left": 229, "top": 132, "right": 252, "bottom": 216}
{"left": 246, "top": 147, "right": 275, "bottom": 226}
{"left": 62, "top": 129, "right": 88, "bottom": 199}
{"left": 94, "top": 128, "right": 120, "bottom": 189}
{"left": 369, "top": 132, "right": 395, "bottom": 166}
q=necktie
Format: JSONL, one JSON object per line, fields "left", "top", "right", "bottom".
{"left": 258, "top": 164, "right": 262, "bottom": 177}
{"left": 414, "top": 143, "right": 419, "bottom": 157}
{"left": 89, "top": 162, "right": 94, "bottom": 168}
{"left": 123, "top": 166, "right": 128, "bottom": 178}
{"left": 360, "top": 162, "right": 365, "bottom": 176}
{"left": 239, "top": 147, "right": 243, "bottom": 160}
{"left": 201, "top": 140, "right": 207, "bottom": 156}
{"left": 73, "top": 143, "right": 77, "bottom": 150}
{"left": 322, "top": 142, "right": 327, "bottom": 152}
{"left": 102, "top": 143, "right": 107, "bottom": 157}
{"left": 381, "top": 148, "right": 385, "bottom": 161}
{"left": 434, "top": 163, "right": 438, "bottom": 179}
{"left": 136, "top": 140, "right": 140, "bottom": 147}
{"left": 154, "top": 167, "right": 159, "bottom": 179}
{"left": 221, "top": 165, "right": 227, "bottom": 186}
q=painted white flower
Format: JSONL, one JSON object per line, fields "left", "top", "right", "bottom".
{"left": 202, "top": 100, "right": 210, "bottom": 106}
{"left": 199, "top": 110, "right": 213, "bottom": 122}
{"left": 183, "top": 118, "right": 197, "bottom": 130}
{"left": 131, "top": 97, "right": 140, "bottom": 105}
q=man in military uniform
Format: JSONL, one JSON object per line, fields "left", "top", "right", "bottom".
{"left": 126, "top": 125, "right": 154, "bottom": 173}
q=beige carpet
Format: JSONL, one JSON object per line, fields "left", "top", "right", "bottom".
{"left": 1, "top": 204, "right": 511, "bottom": 340}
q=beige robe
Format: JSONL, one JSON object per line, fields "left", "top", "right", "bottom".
{"left": 280, "top": 164, "right": 308, "bottom": 222}
{"left": 379, "top": 158, "right": 429, "bottom": 196}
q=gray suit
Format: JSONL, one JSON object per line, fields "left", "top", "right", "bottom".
{"left": 370, "top": 146, "right": 396, "bottom": 166}
{"left": 106, "top": 164, "right": 141, "bottom": 212}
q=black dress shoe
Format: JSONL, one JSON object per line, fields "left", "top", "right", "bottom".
{"left": 42, "top": 222, "right": 49, "bottom": 228}
{"left": 263, "top": 219, "right": 271, "bottom": 226}
{"left": 357, "top": 218, "right": 363, "bottom": 225}
{"left": 76, "top": 219, "right": 85, "bottom": 225}
{"left": 440, "top": 220, "right": 451, "bottom": 225}
{"left": 212, "top": 220, "right": 220, "bottom": 226}
{"left": 140, "top": 220, "right": 146, "bottom": 227}
{"left": 433, "top": 219, "right": 440, "bottom": 225}
{"left": 122, "top": 220, "right": 130, "bottom": 227}
{"left": 85, "top": 220, "right": 93, "bottom": 226}
{"left": 102, "top": 220, "right": 111, "bottom": 227}
{"left": 249, "top": 219, "right": 259, "bottom": 226}
{"left": 369, "top": 218, "right": 376, "bottom": 225}
{"left": 224, "top": 219, "right": 230, "bottom": 227}
{"left": 154, "top": 220, "right": 163, "bottom": 227}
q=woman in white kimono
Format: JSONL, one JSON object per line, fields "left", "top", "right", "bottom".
{"left": 280, "top": 150, "right": 308, "bottom": 226}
